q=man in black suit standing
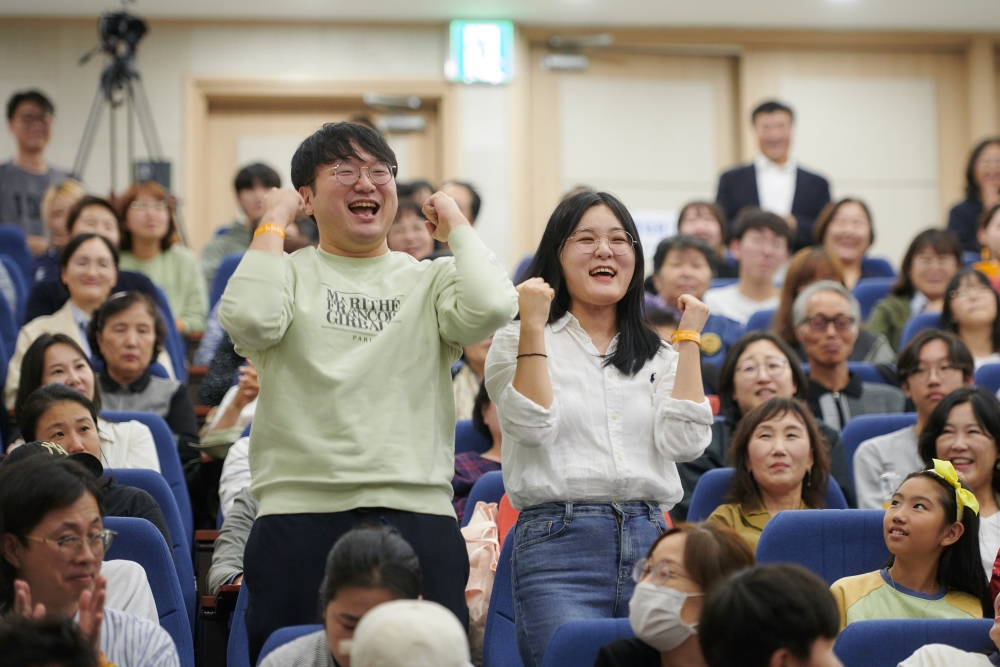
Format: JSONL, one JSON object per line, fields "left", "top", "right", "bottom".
{"left": 716, "top": 101, "right": 831, "bottom": 252}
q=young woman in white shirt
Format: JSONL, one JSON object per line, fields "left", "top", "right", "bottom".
{"left": 940, "top": 268, "right": 1000, "bottom": 369}
{"left": 484, "top": 190, "right": 714, "bottom": 667}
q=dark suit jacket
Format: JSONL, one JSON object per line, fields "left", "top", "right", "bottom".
{"left": 716, "top": 163, "right": 831, "bottom": 251}
{"left": 24, "top": 270, "right": 165, "bottom": 325}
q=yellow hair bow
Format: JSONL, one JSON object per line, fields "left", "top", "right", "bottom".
{"left": 931, "top": 459, "right": 980, "bottom": 522}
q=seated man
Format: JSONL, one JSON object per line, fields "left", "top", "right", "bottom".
{"left": 649, "top": 234, "right": 742, "bottom": 365}
{"left": 702, "top": 208, "right": 791, "bottom": 326}
{"left": 853, "top": 330, "right": 974, "bottom": 508}
{"left": 441, "top": 181, "right": 481, "bottom": 225}
{"left": 795, "top": 280, "right": 906, "bottom": 430}
{"left": 205, "top": 487, "right": 256, "bottom": 596}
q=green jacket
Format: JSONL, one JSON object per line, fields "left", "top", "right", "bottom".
{"left": 867, "top": 294, "right": 912, "bottom": 352}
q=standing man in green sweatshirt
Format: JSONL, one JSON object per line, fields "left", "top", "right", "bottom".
{"left": 219, "top": 122, "right": 518, "bottom": 662}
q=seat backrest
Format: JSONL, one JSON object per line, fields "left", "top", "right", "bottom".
{"left": 0, "top": 254, "right": 27, "bottom": 324}
{"left": 228, "top": 584, "right": 251, "bottom": 667}
{"left": 0, "top": 223, "right": 33, "bottom": 283}
{"left": 841, "top": 413, "right": 918, "bottom": 483}
{"left": 106, "top": 468, "right": 196, "bottom": 630}
{"left": 103, "top": 516, "right": 195, "bottom": 667}
{"left": 0, "top": 291, "right": 15, "bottom": 366}
{"left": 211, "top": 252, "right": 246, "bottom": 311}
{"left": 100, "top": 410, "right": 194, "bottom": 542}
{"left": 461, "top": 471, "right": 505, "bottom": 527}
{"left": 975, "top": 363, "right": 1000, "bottom": 393}
{"left": 688, "top": 468, "right": 848, "bottom": 523}
{"left": 900, "top": 312, "right": 942, "bottom": 348}
{"left": 852, "top": 277, "right": 895, "bottom": 322}
{"left": 964, "top": 251, "right": 982, "bottom": 266}
{"left": 834, "top": 618, "right": 993, "bottom": 667}
{"left": 154, "top": 286, "right": 188, "bottom": 382}
{"left": 540, "top": 619, "right": 633, "bottom": 667}
{"left": 860, "top": 257, "right": 896, "bottom": 279}
{"left": 483, "top": 528, "right": 523, "bottom": 667}
{"left": 710, "top": 277, "right": 739, "bottom": 290}
{"left": 744, "top": 308, "right": 776, "bottom": 333}
{"left": 756, "top": 509, "right": 888, "bottom": 585}
{"left": 456, "top": 419, "right": 491, "bottom": 455}
{"left": 258, "top": 625, "right": 323, "bottom": 665}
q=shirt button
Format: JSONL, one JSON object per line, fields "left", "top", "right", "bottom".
{"left": 611, "top": 414, "right": 618, "bottom": 420}
{"left": 607, "top": 371, "right": 613, "bottom": 378}
{"left": 617, "top": 456, "right": 623, "bottom": 462}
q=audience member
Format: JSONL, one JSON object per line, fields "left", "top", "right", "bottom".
{"left": 12, "top": 333, "right": 159, "bottom": 471}
{"left": 0, "top": 457, "right": 180, "bottom": 666}
{"left": 0, "top": 90, "right": 71, "bottom": 255}
{"left": 33, "top": 178, "right": 86, "bottom": 283}
{"left": 974, "top": 203, "right": 1000, "bottom": 290}
{"left": 219, "top": 122, "right": 516, "bottom": 662}
{"left": 452, "top": 383, "right": 502, "bottom": 523}
{"left": 854, "top": 331, "right": 974, "bottom": 509}
{"left": 197, "top": 362, "right": 257, "bottom": 457}
{"left": 118, "top": 181, "right": 208, "bottom": 334}
{"left": 702, "top": 208, "right": 791, "bottom": 325}
{"left": 831, "top": 462, "right": 991, "bottom": 627}
{"left": 441, "top": 180, "right": 481, "bottom": 225}
{"left": 940, "top": 268, "right": 1000, "bottom": 368}
{"left": 485, "top": 189, "right": 711, "bottom": 667}
{"left": 715, "top": 100, "right": 831, "bottom": 252}
{"left": 594, "top": 522, "right": 755, "bottom": 667}
{"left": 205, "top": 487, "right": 256, "bottom": 596}
{"left": 917, "top": 385, "right": 1000, "bottom": 574}
{"left": 898, "top": 591, "right": 1000, "bottom": 666}
{"left": 813, "top": 198, "right": 877, "bottom": 289}
{"left": 774, "top": 247, "right": 894, "bottom": 365}
{"left": 674, "top": 332, "right": 854, "bottom": 521}
{"left": 948, "top": 138, "right": 1000, "bottom": 254}
{"left": 0, "top": 255, "right": 18, "bottom": 320}
{"left": 649, "top": 234, "right": 742, "bottom": 366}
{"left": 217, "top": 434, "right": 250, "bottom": 519}
{"left": 201, "top": 163, "right": 281, "bottom": 288}
{"left": 699, "top": 564, "right": 842, "bottom": 667}
{"left": 453, "top": 337, "right": 491, "bottom": 421}
{"left": 0, "top": 614, "right": 99, "bottom": 667}
{"left": 4, "top": 234, "right": 118, "bottom": 409}
{"left": 386, "top": 200, "right": 434, "bottom": 259}
{"left": 675, "top": 201, "right": 737, "bottom": 278}
{"left": 868, "top": 229, "right": 962, "bottom": 352}
{"left": 397, "top": 180, "right": 434, "bottom": 206}
{"left": 259, "top": 525, "right": 421, "bottom": 667}
{"left": 708, "top": 397, "right": 831, "bottom": 551}
{"left": 795, "top": 281, "right": 906, "bottom": 430}
{"left": 350, "top": 599, "right": 471, "bottom": 667}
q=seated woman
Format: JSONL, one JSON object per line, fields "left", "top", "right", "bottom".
{"left": 869, "top": 229, "right": 962, "bottom": 352}
{"left": 0, "top": 456, "right": 178, "bottom": 666}
{"left": 948, "top": 138, "right": 1000, "bottom": 255}
{"left": 940, "top": 268, "right": 1000, "bottom": 368}
{"left": 452, "top": 383, "right": 502, "bottom": 523}
{"left": 813, "top": 197, "right": 878, "bottom": 290}
{"left": 972, "top": 203, "right": 1000, "bottom": 291}
{"left": 830, "top": 461, "right": 991, "bottom": 628}
{"left": 772, "top": 247, "right": 894, "bottom": 365}
{"left": 917, "top": 385, "right": 1000, "bottom": 574}
{"left": 594, "top": 522, "right": 754, "bottom": 667}
{"left": 258, "top": 525, "right": 420, "bottom": 667}
{"left": 12, "top": 333, "right": 159, "bottom": 470}
{"left": 673, "top": 331, "right": 853, "bottom": 521}
{"left": 4, "top": 234, "right": 117, "bottom": 410}
{"left": 117, "top": 180, "right": 208, "bottom": 334}
{"left": 708, "top": 396, "right": 831, "bottom": 552}
{"left": 32, "top": 178, "right": 86, "bottom": 283}
{"left": 387, "top": 200, "right": 436, "bottom": 260}
{"left": 675, "top": 201, "right": 737, "bottom": 278}
{"left": 15, "top": 384, "right": 171, "bottom": 549}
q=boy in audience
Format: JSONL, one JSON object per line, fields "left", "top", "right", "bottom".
{"left": 201, "top": 163, "right": 282, "bottom": 288}
{"left": 1, "top": 90, "right": 71, "bottom": 255}
{"left": 703, "top": 208, "right": 791, "bottom": 325}
{"left": 219, "top": 121, "right": 517, "bottom": 662}
{"left": 0, "top": 615, "right": 98, "bottom": 667}
{"left": 795, "top": 281, "right": 906, "bottom": 430}
{"left": 853, "top": 330, "right": 974, "bottom": 508}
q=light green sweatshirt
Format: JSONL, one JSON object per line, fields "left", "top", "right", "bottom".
{"left": 120, "top": 245, "right": 209, "bottom": 333}
{"left": 219, "top": 226, "right": 518, "bottom": 518}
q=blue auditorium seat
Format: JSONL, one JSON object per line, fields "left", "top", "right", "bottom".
{"left": 709, "top": 277, "right": 739, "bottom": 289}
{"left": 860, "top": 256, "right": 896, "bottom": 279}
{"left": 899, "top": 312, "right": 942, "bottom": 348}
{"left": 0, "top": 223, "right": 32, "bottom": 284}
{"left": 852, "top": 277, "right": 894, "bottom": 321}
{"left": 257, "top": 624, "right": 323, "bottom": 665}
{"left": 834, "top": 618, "right": 993, "bottom": 667}
{"left": 456, "top": 418, "right": 491, "bottom": 454}
{"left": 975, "top": 363, "right": 1000, "bottom": 393}
{"left": 0, "top": 254, "right": 26, "bottom": 324}
{"left": 228, "top": 584, "right": 251, "bottom": 667}
{"left": 461, "top": 471, "right": 505, "bottom": 527}
{"left": 211, "top": 252, "right": 245, "bottom": 311}
{"left": 483, "top": 528, "right": 523, "bottom": 667}
{"left": 687, "top": 468, "right": 848, "bottom": 523}
{"left": 540, "top": 619, "right": 633, "bottom": 667}
{"left": 744, "top": 308, "right": 776, "bottom": 333}
{"left": 841, "top": 413, "right": 918, "bottom": 482}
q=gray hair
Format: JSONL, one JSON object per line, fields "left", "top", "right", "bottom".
{"left": 792, "top": 280, "right": 861, "bottom": 328}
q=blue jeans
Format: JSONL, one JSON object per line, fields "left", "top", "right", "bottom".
{"left": 511, "top": 501, "right": 666, "bottom": 667}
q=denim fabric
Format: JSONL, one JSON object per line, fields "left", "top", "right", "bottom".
{"left": 511, "top": 501, "right": 666, "bottom": 667}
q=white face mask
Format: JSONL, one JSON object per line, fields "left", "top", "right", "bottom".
{"left": 628, "top": 582, "right": 703, "bottom": 652}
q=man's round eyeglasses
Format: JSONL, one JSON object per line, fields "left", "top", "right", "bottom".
{"left": 130, "top": 200, "right": 169, "bottom": 212}
{"left": 326, "top": 162, "right": 396, "bottom": 186}
{"left": 905, "top": 364, "right": 962, "bottom": 384}
{"left": 25, "top": 529, "right": 117, "bottom": 559}
{"left": 801, "top": 314, "right": 856, "bottom": 333}
{"left": 566, "top": 229, "right": 635, "bottom": 256}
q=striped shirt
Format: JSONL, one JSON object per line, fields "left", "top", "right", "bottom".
{"left": 259, "top": 630, "right": 336, "bottom": 667}
{"left": 97, "top": 607, "right": 179, "bottom": 667}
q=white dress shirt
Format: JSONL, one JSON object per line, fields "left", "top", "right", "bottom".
{"left": 103, "top": 559, "right": 159, "bottom": 623}
{"left": 98, "top": 418, "right": 161, "bottom": 472}
{"left": 484, "top": 313, "right": 713, "bottom": 510}
{"left": 219, "top": 436, "right": 251, "bottom": 518}
{"left": 754, "top": 154, "right": 797, "bottom": 217}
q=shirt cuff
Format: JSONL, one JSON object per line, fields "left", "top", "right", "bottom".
{"left": 659, "top": 397, "right": 714, "bottom": 426}
{"left": 500, "top": 384, "right": 557, "bottom": 427}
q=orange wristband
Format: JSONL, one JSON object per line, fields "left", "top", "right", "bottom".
{"left": 670, "top": 330, "right": 701, "bottom": 346}
{"left": 254, "top": 223, "right": 286, "bottom": 240}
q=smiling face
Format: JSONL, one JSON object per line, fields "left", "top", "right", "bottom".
{"left": 386, "top": 207, "right": 434, "bottom": 260}
{"left": 731, "top": 339, "right": 797, "bottom": 415}
{"left": 884, "top": 475, "right": 963, "bottom": 559}
{"left": 41, "top": 343, "right": 95, "bottom": 402}
{"left": 975, "top": 142, "right": 1000, "bottom": 199}
{"left": 125, "top": 193, "right": 171, "bottom": 244}
{"left": 653, "top": 247, "right": 713, "bottom": 307}
{"left": 677, "top": 205, "right": 723, "bottom": 253}
{"left": 823, "top": 202, "right": 872, "bottom": 267}
{"left": 33, "top": 400, "right": 101, "bottom": 458}
{"left": 8, "top": 100, "right": 51, "bottom": 154}
{"left": 95, "top": 302, "right": 157, "bottom": 380}
{"left": 60, "top": 237, "right": 117, "bottom": 310}
{"left": 559, "top": 205, "right": 636, "bottom": 312}
{"left": 300, "top": 147, "right": 398, "bottom": 256}
{"left": 909, "top": 247, "right": 959, "bottom": 302}
{"left": 901, "top": 339, "right": 970, "bottom": 421}
{"left": 934, "top": 401, "right": 999, "bottom": 498}
{"left": 948, "top": 273, "right": 998, "bottom": 331}
{"left": 324, "top": 586, "right": 399, "bottom": 667}
{"left": 753, "top": 110, "right": 793, "bottom": 164}
{"left": 71, "top": 205, "right": 120, "bottom": 247}
{"left": 745, "top": 410, "right": 814, "bottom": 501}
{"left": 795, "top": 290, "right": 858, "bottom": 368}
{"left": 731, "top": 227, "right": 789, "bottom": 284}
{"left": 237, "top": 183, "right": 271, "bottom": 224}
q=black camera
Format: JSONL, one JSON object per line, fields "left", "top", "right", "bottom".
{"left": 98, "top": 10, "right": 147, "bottom": 61}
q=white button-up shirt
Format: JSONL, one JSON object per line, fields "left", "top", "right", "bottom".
{"left": 754, "top": 153, "right": 797, "bottom": 217}
{"left": 484, "top": 313, "right": 713, "bottom": 510}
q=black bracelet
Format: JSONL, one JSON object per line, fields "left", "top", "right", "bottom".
{"left": 516, "top": 353, "right": 547, "bottom": 359}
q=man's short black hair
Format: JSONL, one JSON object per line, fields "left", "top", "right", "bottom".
{"left": 291, "top": 122, "right": 397, "bottom": 191}
{"left": 234, "top": 163, "right": 281, "bottom": 194}
{"left": 730, "top": 207, "right": 793, "bottom": 248}
{"left": 0, "top": 614, "right": 97, "bottom": 667}
{"left": 444, "top": 180, "right": 482, "bottom": 222}
{"left": 751, "top": 100, "right": 794, "bottom": 124}
{"left": 6, "top": 90, "right": 54, "bottom": 121}
{"left": 897, "top": 329, "right": 975, "bottom": 384}
{"left": 652, "top": 234, "right": 717, "bottom": 274}
{"left": 700, "top": 564, "right": 839, "bottom": 667}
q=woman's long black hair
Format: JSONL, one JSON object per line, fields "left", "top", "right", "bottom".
{"left": 940, "top": 268, "right": 1000, "bottom": 355}
{"left": 521, "top": 190, "right": 661, "bottom": 376}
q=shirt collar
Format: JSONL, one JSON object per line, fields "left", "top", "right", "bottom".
{"left": 99, "top": 370, "right": 151, "bottom": 394}
{"left": 69, "top": 303, "right": 91, "bottom": 328}
{"left": 754, "top": 153, "right": 797, "bottom": 173}
{"left": 550, "top": 312, "right": 575, "bottom": 333}
{"left": 806, "top": 371, "right": 864, "bottom": 400}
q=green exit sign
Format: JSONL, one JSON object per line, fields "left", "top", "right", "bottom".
{"left": 446, "top": 20, "right": 514, "bottom": 85}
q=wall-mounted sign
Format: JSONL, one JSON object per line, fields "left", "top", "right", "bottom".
{"left": 445, "top": 20, "right": 514, "bottom": 85}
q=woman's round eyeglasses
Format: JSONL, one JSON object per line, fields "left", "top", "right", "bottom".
{"left": 566, "top": 229, "right": 635, "bottom": 256}
{"left": 631, "top": 558, "right": 689, "bottom": 587}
